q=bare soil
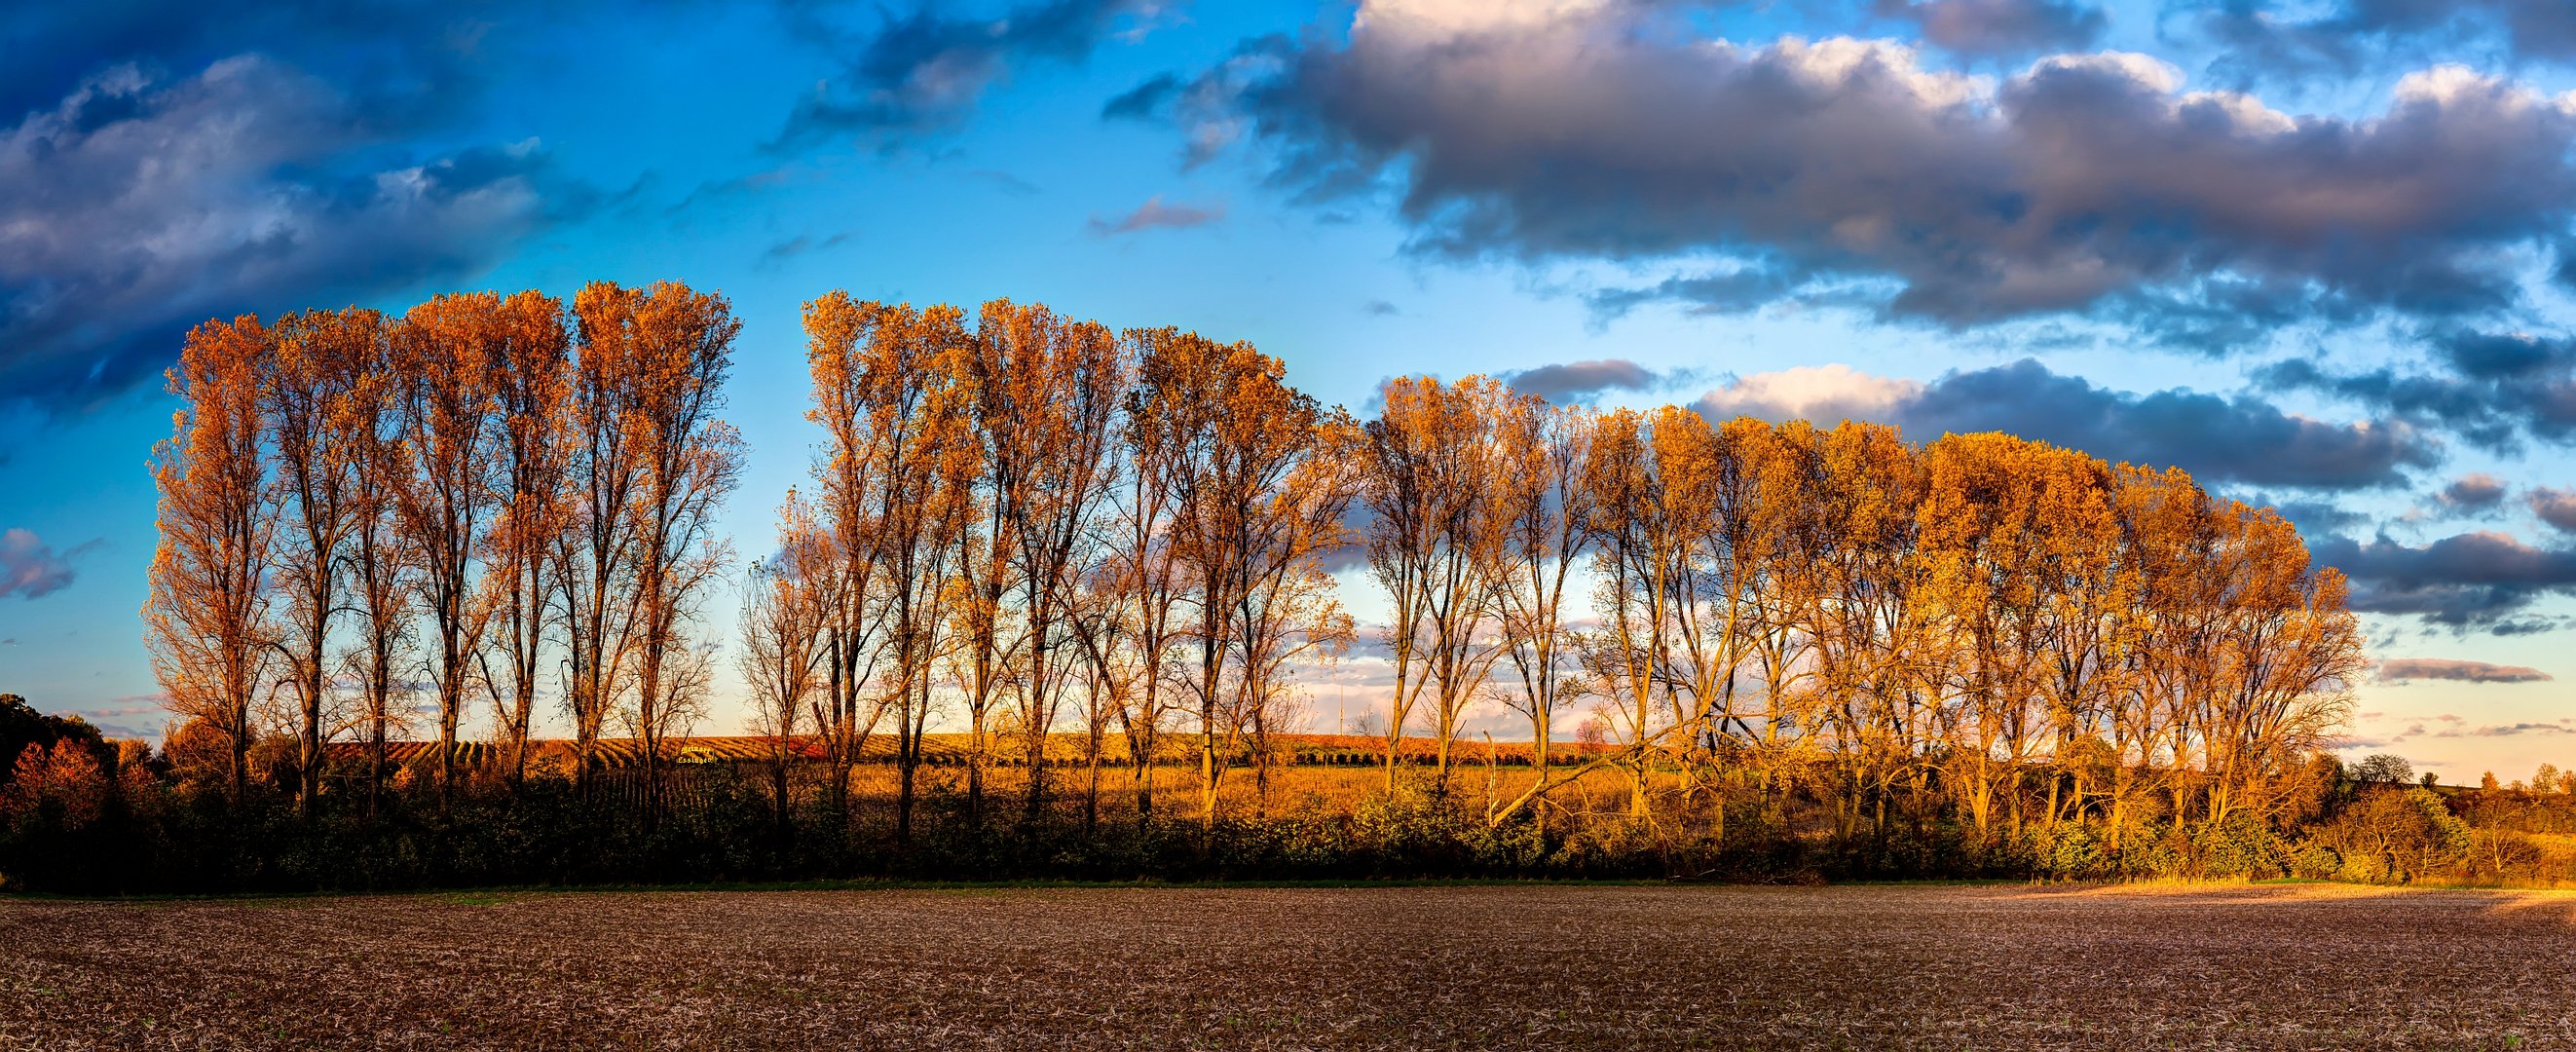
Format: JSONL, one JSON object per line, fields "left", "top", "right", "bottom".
{"left": 2, "top": 883, "right": 2568, "bottom": 1049}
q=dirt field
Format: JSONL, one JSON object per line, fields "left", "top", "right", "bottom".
{"left": 3, "top": 883, "right": 2571, "bottom": 1050}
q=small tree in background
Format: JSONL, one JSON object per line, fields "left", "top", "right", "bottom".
{"left": 2352, "top": 753, "right": 2412, "bottom": 786}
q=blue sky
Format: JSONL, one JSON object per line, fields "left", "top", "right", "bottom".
{"left": 7, "top": 0, "right": 2576, "bottom": 783}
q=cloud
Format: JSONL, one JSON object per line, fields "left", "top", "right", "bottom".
{"left": 0, "top": 56, "right": 563, "bottom": 408}
{"left": 1102, "top": 72, "right": 1181, "bottom": 120}
{"left": 49, "top": 694, "right": 170, "bottom": 740}
{"left": 2175, "top": 0, "right": 2576, "bottom": 73}
{"left": 0, "top": 528, "right": 90, "bottom": 600}
{"left": 1179, "top": 4, "right": 2576, "bottom": 329}
{"left": 2259, "top": 330, "right": 2576, "bottom": 454}
{"left": 1587, "top": 266, "right": 1804, "bottom": 319}
{"left": 2378, "top": 657, "right": 2554, "bottom": 683}
{"left": 0, "top": 0, "right": 530, "bottom": 134}
{"left": 2312, "top": 530, "right": 2576, "bottom": 628}
{"left": 2439, "top": 471, "right": 2510, "bottom": 510}
{"left": 1088, "top": 195, "right": 1224, "bottom": 235}
{"left": 1694, "top": 359, "right": 2438, "bottom": 490}
{"left": 60, "top": 695, "right": 171, "bottom": 720}
{"left": 777, "top": 0, "right": 1162, "bottom": 146}
{"left": 2433, "top": 719, "right": 2576, "bottom": 738}
{"left": 2529, "top": 486, "right": 2576, "bottom": 532}
{"left": 1695, "top": 363, "right": 1923, "bottom": 426}
{"left": 1876, "top": 0, "right": 2106, "bottom": 56}
{"left": 756, "top": 231, "right": 853, "bottom": 268}
{"left": 1499, "top": 358, "right": 1671, "bottom": 403}
{"left": 2264, "top": 496, "right": 2371, "bottom": 535}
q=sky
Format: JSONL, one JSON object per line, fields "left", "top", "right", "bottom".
{"left": 6, "top": 0, "right": 2576, "bottom": 784}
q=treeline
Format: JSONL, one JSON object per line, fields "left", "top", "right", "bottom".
{"left": 745, "top": 297, "right": 2366, "bottom": 853}
{"left": 28, "top": 285, "right": 2368, "bottom": 890}
{"left": 144, "top": 282, "right": 741, "bottom": 818}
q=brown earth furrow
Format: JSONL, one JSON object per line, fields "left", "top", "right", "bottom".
{"left": 3, "top": 883, "right": 2571, "bottom": 1049}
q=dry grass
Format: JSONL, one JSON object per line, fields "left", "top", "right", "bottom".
{"left": 4, "top": 883, "right": 2573, "bottom": 1049}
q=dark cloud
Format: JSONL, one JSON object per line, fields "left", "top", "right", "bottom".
{"left": 0, "top": 57, "right": 563, "bottom": 408}
{"left": 1500, "top": 358, "right": 1669, "bottom": 403}
{"left": 2264, "top": 496, "right": 2372, "bottom": 535}
{"left": 1102, "top": 71, "right": 1181, "bottom": 120}
{"left": 2440, "top": 471, "right": 2511, "bottom": 510}
{"left": 2311, "top": 530, "right": 2576, "bottom": 629}
{"left": 663, "top": 167, "right": 805, "bottom": 219}
{"left": 1179, "top": 5, "right": 2576, "bottom": 330}
{"left": 1876, "top": 0, "right": 2107, "bottom": 56}
{"left": 1087, "top": 195, "right": 1222, "bottom": 235}
{"left": 2529, "top": 486, "right": 2576, "bottom": 532}
{"left": 0, "top": 0, "right": 527, "bottom": 135}
{"left": 0, "top": 529, "right": 92, "bottom": 600}
{"left": 755, "top": 231, "right": 852, "bottom": 268}
{"left": 2259, "top": 331, "right": 2576, "bottom": 454}
{"left": 776, "top": 0, "right": 1160, "bottom": 146}
{"left": 1696, "top": 359, "right": 2438, "bottom": 491}
{"left": 1587, "top": 267, "right": 1805, "bottom": 319}
{"left": 2175, "top": 0, "right": 2576, "bottom": 74}
{"left": 1361, "top": 299, "right": 1400, "bottom": 317}
{"left": 1317, "top": 502, "right": 1373, "bottom": 575}
{"left": 2378, "top": 657, "right": 2553, "bottom": 683}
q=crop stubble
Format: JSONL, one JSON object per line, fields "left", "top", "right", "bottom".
{"left": 2, "top": 883, "right": 2570, "bottom": 1049}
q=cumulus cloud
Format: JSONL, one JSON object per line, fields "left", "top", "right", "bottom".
{"left": 1693, "top": 359, "right": 2437, "bottom": 490}
{"left": 1696, "top": 364, "right": 1923, "bottom": 425}
{"left": 2311, "top": 531, "right": 2576, "bottom": 629}
{"left": 777, "top": 0, "right": 1163, "bottom": 144}
{"left": 0, "top": 528, "right": 90, "bottom": 600}
{"left": 2378, "top": 657, "right": 2554, "bottom": 683}
{"left": 2440, "top": 472, "right": 2511, "bottom": 510}
{"left": 1176, "top": 3, "right": 2576, "bottom": 330}
{"left": 0, "top": 57, "right": 563, "bottom": 408}
{"left": 1875, "top": 0, "right": 2106, "bottom": 56}
{"left": 1499, "top": 358, "right": 1671, "bottom": 403}
{"left": 1087, "top": 195, "right": 1224, "bottom": 235}
{"left": 2529, "top": 486, "right": 2576, "bottom": 532}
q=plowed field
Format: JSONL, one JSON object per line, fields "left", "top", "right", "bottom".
{"left": 4, "top": 883, "right": 2571, "bottom": 1049}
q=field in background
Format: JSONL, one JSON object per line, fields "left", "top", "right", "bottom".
{"left": 322, "top": 733, "right": 1616, "bottom": 772}
{"left": 333, "top": 733, "right": 1656, "bottom": 826}
{"left": 6, "top": 883, "right": 2574, "bottom": 1049}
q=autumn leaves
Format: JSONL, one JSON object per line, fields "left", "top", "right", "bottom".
{"left": 144, "top": 282, "right": 2364, "bottom": 848}
{"left": 146, "top": 283, "right": 741, "bottom": 817}
{"left": 755, "top": 299, "right": 2365, "bottom": 843}
{"left": 767, "top": 303, "right": 1362, "bottom": 835}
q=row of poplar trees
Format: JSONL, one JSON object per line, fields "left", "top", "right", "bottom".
{"left": 144, "top": 282, "right": 2364, "bottom": 847}
{"left": 145, "top": 282, "right": 742, "bottom": 821}
{"left": 741, "top": 296, "right": 2366, "bottom": 845}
